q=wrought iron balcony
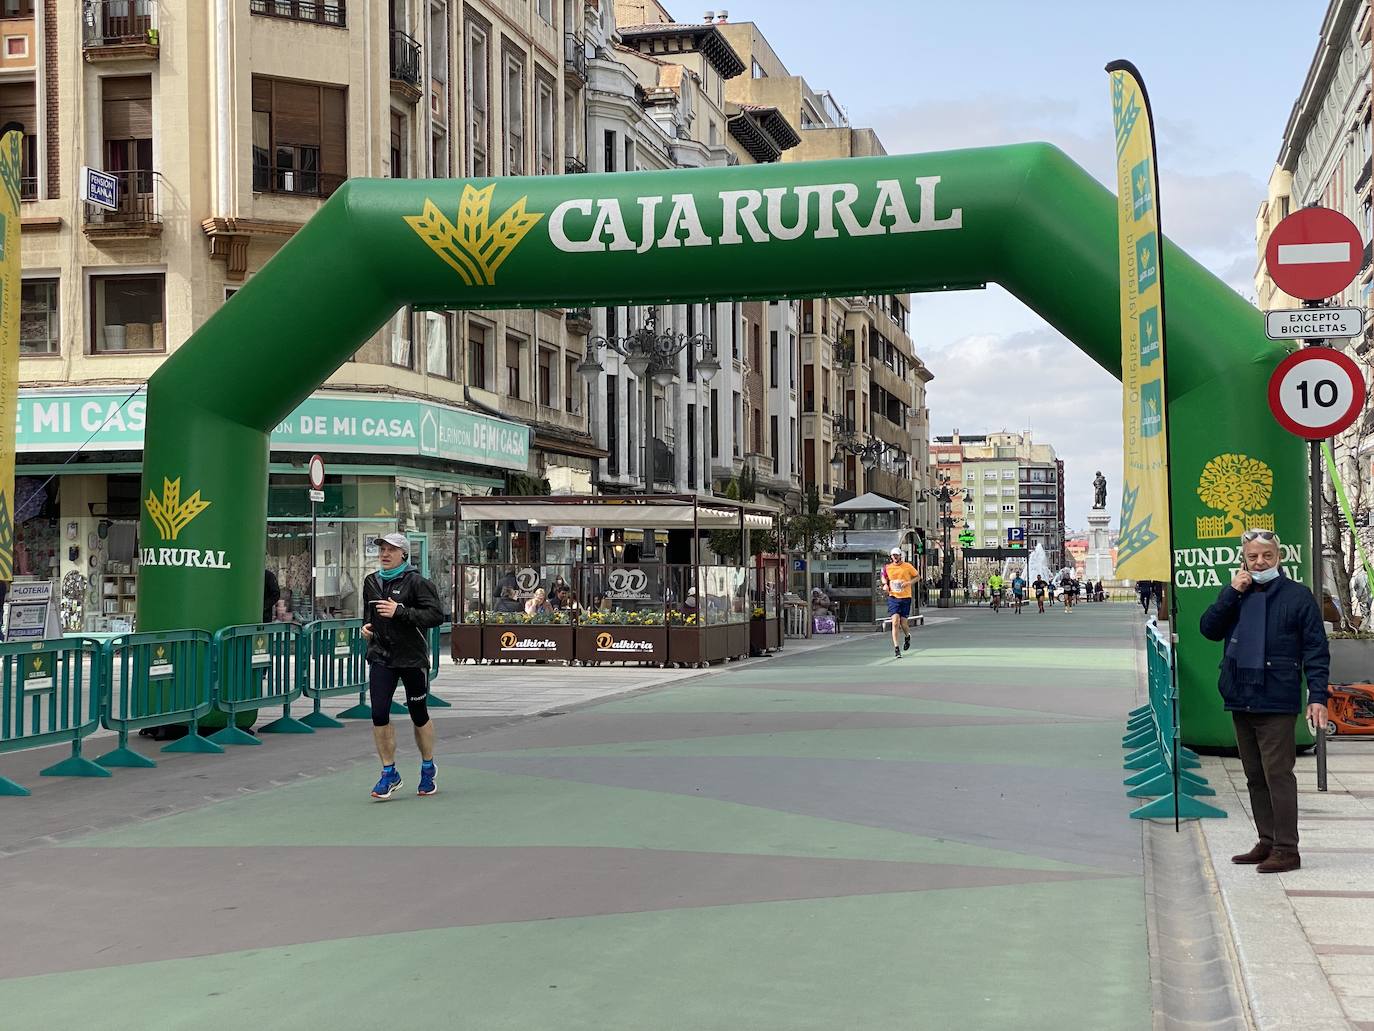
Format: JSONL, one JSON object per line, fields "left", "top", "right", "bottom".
{"left": 565, "top": 34, "right": 587, "bottom": 81}
{"left": 250, "top": 0, "right": 346, "bottom": 26}
{"left": 565, "top": 307, "right": 593, "bottom": 333}
{"left": 252, "top": 160, "right": 345, "bottom": 199}
{"left": 82, "top": 0, "right": 159, "bottom": 57}
{"left": 564, "top": 156, "right": 588, "bottom": 174}
{"left": 83, "top": 169, "right": 162, "bottom": 238}
{"left": 389, "top": 29, "right": 422, "bottom": 101}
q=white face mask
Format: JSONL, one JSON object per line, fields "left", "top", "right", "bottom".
{"left": 1251, "top": 566, "right": 1280, "bottom": 584}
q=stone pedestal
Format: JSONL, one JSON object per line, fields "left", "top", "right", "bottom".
{"left": 1085, "top": 510, "right": 1115, "bottom": 582}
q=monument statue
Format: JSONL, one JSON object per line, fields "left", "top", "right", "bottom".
{"left": 1093, "top": 471, "right": 1107, "bottom": 510}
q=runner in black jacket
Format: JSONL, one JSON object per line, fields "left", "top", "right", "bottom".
{"left": 362, "top": 533, "right": 446, "bottom": 800}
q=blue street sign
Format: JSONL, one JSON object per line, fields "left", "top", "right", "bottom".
{"left": 80, "top": 166, "right": 119, "bottom": 211}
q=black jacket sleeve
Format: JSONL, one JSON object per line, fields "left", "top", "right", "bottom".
{"left": 396, "top": 574, "right": 446, "bottom": 630}
{"left": 1199, "top": 585, "right": 1242, "bottom": 642}
{"left": 1297, "top": 588, "right": 1331, "bottom": 706}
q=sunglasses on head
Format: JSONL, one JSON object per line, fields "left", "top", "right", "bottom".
{"left": 1240, "top": 528, "right": 1278, "bottom": 544}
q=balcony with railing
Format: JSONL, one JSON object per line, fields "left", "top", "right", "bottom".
{"left": 564, "top": 33, "right": 587, "bottom": 81}
{"left": 389, "top": 29, "right": 422, "bottom": 102}
{"left": 250, "top": 0, "right": 346, "bottom": 27}
{"left": 252, "top": 159, "right": 345, "bottom": 199}
{"left": 82, "top": 0, "right": 159, "bottom": 59}
{"left": 83, "top": 170, "right": 162, "bottom": 239}
{"left": 565, "top": 307, "right": 593, "bottom": 333}
{"left": 564, "top": 156, "right": 587, "bottom": 174}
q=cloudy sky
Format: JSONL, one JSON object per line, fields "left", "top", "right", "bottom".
{"left": 709, "top": 0, "right": 1323, "bottom": 527}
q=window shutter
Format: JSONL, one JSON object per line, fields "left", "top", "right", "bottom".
{"left": 273, "top": 81, "right": 323, "bottom": 147}
{"left": 321, "top": 85, "right": 347, "bottom": 180}
{"left": 101, "top": 76, "right": 152, "bottom": 139}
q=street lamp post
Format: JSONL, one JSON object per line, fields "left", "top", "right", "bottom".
{"left": 828, "top": 415, "right": 900, "bottom": 486}
{"left": 578, "top": 306, "right": 720, "bottom": 497}
{"left": 921, "top": 473, "right": 973, "bottom": 609}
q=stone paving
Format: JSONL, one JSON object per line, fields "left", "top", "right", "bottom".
{"left": 1, "top": 606, "right": 1156, "bottom": 1029}
{"left": 1198, "top": 742, "right": 1374, "bottom": 1031}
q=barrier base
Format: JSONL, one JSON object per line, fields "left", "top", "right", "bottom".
{"left": 301, "top": 711, "right": 345, "bottom": 729}
{"left": 1127, "top": 771, "right": 1216, "bottom": 798}
{"left": 427, "top": 694, "right": 452, "bottom": 708}
{"left": 162, "top": 733, "right": 226, "bottom": 754}
{"left": 40, "top": 754, "right": 112, "bottom": 779}
{"left": 1130, "top": 792, "right": 1227, "bottom": 820}
{"left": 1125, "top": 763, "right": 1167, "bottom": 787}
{"left": 1125, "top": 749, "right": 1162, "bottom": 771}
{"left": 0, "top": 774, "right": 31, "bottom": 796}
{"left": 96, "top": 745, "right": 158, "bottom": 769}
{"left": 337, "top": 702, "right": 372, "bottom": 720}
{"left": 258, "top": 715, "right": 314, "bottom": 735}
{"left": 209, "top": 725, "right": 262, "bottom": 746}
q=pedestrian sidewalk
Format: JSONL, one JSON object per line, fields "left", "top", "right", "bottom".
{"left": 1196, "top": 743, "right": 1374, "bottom": 1030}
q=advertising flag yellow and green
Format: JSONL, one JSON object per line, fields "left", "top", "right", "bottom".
{"left": 0, "top": 125, "right": 21, "bottom": 581}
{"left": 1109, "top": 63, "right": 1171, "bottom": 581}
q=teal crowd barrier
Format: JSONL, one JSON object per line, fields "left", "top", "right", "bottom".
{"left": 211, "top": 623, "right": 311, "bottom": 745}
{"left": 427, "top": 623, "right": 452, "bottom": 708}
{"left": 1125, "top": 622, "right": 1225, "bottom": 821}
{"left": 96, "top": 630, "right": 221, "bottom": 767}
{"left": 301, "top": 619, "right": 372, "bottom": 726}
{"left": 0, "top": 638, "right": 108, "bottom": 795}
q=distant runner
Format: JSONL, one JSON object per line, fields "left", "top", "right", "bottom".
{"left": 1033, "top": 575, "right": 1047, "bottom": 613}
{"left": 988, "top": 572, "right": 1005, "bottom": 613}
{"left": 1011, "top": 573, "right": 1026, "bottom": 614}
{"left": 882, "top": 547, "right": 919, "bottom": 658}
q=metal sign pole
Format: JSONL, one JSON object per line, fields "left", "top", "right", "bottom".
{"left": 311, "top": 496, "right": 318, "bottom": 621}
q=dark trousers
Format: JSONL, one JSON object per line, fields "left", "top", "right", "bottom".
{"left": 1232, "top": 712, "right": 1299, "bottom": 852}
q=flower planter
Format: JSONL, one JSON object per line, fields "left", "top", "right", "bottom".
{"left": 576, "top": 625, "right": 668, "bottom": 665}
{"left": 750, "top": 618, "right": 771, "bottom": 656}
{"left": 481, "top": 623, "right": 574, "bottom": 663}
{"left": 1328, "top": 637, "right": 1374, "bottom": 685}
{"left": 451, "top": 624, "right": 484, "bottom": 663}
{"left": 669, "top": 623, "right": 731, "bottom": 666}
{"left": 726, "top": 621, "right": 749, "bottom": 660}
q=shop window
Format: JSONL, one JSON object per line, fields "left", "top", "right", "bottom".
{"left": 251, "top": 74, "right": 348, "bottom": 197}
{"left": 467, "top": 321, "right": 488, "bottom": 388}
{"left": 20, "top": 277, "right": 58, "bottom": 355}
{"left": 90, "top": 273, "right": 164, "bottom": 353}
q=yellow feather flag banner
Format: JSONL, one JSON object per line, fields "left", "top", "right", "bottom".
{"left": 0, "top": 126, "right": 21, "bottom": 581}
{"left": 1108, "top": 62, "right": 1172, "bottom": 581}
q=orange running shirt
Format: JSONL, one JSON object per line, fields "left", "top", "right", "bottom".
{"left": 884, "top": 562, "right": 918, "bottom": 599}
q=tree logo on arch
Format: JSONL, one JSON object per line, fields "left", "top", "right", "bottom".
{"left": 405, "top": 184, "right": 543, "bottom": 287}
{"left": 1196, "top": 454, "right": 1275, "bottom": 540}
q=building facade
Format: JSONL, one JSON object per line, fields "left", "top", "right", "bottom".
{"left": 10, "top": 0, "right": 594, "bottom": 628}
{"left": 1256, "top": 0, "right": 1373, "bottom": 613}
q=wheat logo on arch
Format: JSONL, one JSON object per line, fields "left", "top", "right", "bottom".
{"left": 1196, "top": 454, "right": 1275, "bottom": 540}
{"left": 145, "top": 477, "right": 211, "bottom": 541}
{"left": 405, "top": 185, "right": 543, "bottom": 287}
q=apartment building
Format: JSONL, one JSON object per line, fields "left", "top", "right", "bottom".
{"left": 9, "top": 0, "right": 593, "bottom": 627}
{"left": 933, "top": 431, "right": 1066, "bottom": 567}
{"left": 1255, "top": 0, "right": 1373, "bottom": 608}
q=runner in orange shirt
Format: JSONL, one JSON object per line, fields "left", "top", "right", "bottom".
{"left": 882, "top": 546, "right": 920, "bottom": 659}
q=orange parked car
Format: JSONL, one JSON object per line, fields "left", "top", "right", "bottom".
{"left": 1325, "top": 683, "right": 1374, "bottom": 737}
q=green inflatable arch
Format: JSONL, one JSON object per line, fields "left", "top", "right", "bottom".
{"left": 137, "top": 143, "right": 1305, "bottom": 747}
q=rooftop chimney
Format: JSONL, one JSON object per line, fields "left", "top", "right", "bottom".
{"left": 717, "top": 10, "right": 728, "bottom": 22}
{"left": 703, "top": 10, "right": 714, "bottom": 21}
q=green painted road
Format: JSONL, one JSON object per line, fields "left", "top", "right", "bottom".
{"left": 0, "top": 604, "right": 1151, "bottom": 1030}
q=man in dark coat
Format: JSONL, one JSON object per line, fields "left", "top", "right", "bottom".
{"left": 1199, "top": 529, "right": 1330, "bottom": 873}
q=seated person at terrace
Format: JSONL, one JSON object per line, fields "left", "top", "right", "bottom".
{"left": 525, "top": 587, "right": 554, "bottom": 616}
{"left": 493, "top": 586, "right": 523, "bottom": 613}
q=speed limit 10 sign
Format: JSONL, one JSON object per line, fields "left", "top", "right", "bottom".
{"left": 1267, "top": 348, "right": 1367, "bottom": 440}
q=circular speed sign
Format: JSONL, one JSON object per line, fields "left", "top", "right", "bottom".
{"left": 1267, "top": 348, "right": 1366, "bottom": 440}
{"left": 308, "top": 454, "right": 326, "bottom": 490}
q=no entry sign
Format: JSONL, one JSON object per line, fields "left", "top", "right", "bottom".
{"left": 1264, "top": 207, "right": 1365, "bottom": 301}
{"left": 1267, "top": 348, "right": 1366, "bottom": 439}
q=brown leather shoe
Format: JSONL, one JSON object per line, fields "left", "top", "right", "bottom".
{"left": 1256, "top": 850, "right": 1301, "bottom": 874}
{"left": 1231, "top": 842, "right": 1272, "bottom": 865}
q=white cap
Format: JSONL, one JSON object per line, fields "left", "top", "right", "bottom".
{"left": 373, "top": 532, "right": 409, "bottom": 553}
{"left": 889, "top": 547, "right": 903, "bottom": 557}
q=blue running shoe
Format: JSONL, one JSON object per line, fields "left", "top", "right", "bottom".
{"left": 371, "top": 766, "right": 402, "bottom": 801}
{"left": 417, "top": 761, "right": 437, "bottom": 797}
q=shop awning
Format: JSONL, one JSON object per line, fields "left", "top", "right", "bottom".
{"left": 456, "top": 495, "right": 776, "bottom": 530}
